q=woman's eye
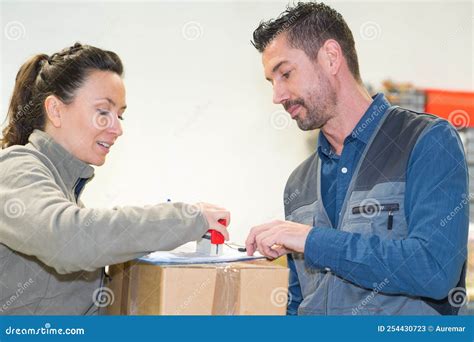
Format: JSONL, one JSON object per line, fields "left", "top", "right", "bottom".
{"left": 98, "top": 109, "right": 123, "bottom": 121}
{"left": 282, "top": 71, "right": 291, "bottom": 79}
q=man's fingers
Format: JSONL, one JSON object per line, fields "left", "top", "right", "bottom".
{"left": 269, "top": 244, "right": 290, "bottom": 258}
{"left": 245, "top": 220, "right": 282, "bottom": 248}
{"left": 245, "top": 231, "right": 256, "bottom": 252}
{"left": 245, "top": 226, "right": 260, "bottom": 252}
{"left": 255, "top": 226, "right": 285, "bottom": 258}
{"left": 264, "top": 250, "right": 279, "bottom": 260}
{"left": 245, "top": 225, "right": 270, "bottom": 254}
{"left": 246, "top": 241, "right": 257, "bottom": 256}
{"left": 248, "top": 219, "right": 311, "bottom": 257}
{"left": 261, "top": 241, "right": 280, "bottom": 259}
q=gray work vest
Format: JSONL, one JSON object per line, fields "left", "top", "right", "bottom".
{"left": 284, "top": 106, "right": 465, "bottom": 315}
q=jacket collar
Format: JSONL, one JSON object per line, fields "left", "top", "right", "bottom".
{"left": 28, "top": 129, "right": 95, "bottom": 191}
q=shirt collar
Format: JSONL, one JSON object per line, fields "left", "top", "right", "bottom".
{"left": 317, "top": 129, "right": 336, "bottom": 159}
{"left": 317, "top": 93, "right": 391, "bottom": 158}
{"left": 28, "top": 129, "right": 95, "bottom": 191}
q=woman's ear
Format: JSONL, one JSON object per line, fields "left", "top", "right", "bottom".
{"left": 44, "top": 95, "right": 63, "bottom": 128}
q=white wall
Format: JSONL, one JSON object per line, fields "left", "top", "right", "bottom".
{"left": 1, "top": 0, "right": 472, "bottom": 244}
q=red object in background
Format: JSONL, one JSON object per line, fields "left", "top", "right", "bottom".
{"left": 209, "top": 219, "right": 227, "bottom": 244}
{"left": 424, "top": 89, "right": 474, "bottom": 128}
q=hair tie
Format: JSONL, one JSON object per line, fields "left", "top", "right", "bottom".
{"left": 47, "top": 54, "right": 54, "bottom": 65}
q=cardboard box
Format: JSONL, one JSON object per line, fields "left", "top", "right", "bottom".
{"left": 105, "top": 259, "right": 289, "bottom": 315}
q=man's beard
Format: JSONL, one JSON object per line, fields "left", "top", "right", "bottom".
{"left": 292, "top": 74, "right": 337, "bottom": 131}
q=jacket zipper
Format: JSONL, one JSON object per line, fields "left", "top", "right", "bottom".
{"left": 351, "top": 203, "right": 399, "bottom": 214}
{"left": 387, "top": 211, "right": 394, "bottom": 230}
{"left": 352, "top": 202, "right": 399, "bottom": 230}
{"left": 324, "top": 270, "right": 331, "bottom": 315}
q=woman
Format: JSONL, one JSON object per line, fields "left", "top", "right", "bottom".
{"left": 0, "top": 43, "right": 230, "bottom": 315}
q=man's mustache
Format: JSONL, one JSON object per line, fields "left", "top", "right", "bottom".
{"left": 284, "top": 99, "right": 306, "bottom": 112}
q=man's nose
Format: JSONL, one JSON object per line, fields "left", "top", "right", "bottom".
{"left": 273, "top": 83, "right": 289, "bottom": 105}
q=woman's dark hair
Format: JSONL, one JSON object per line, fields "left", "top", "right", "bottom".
{"left": 1, "top": 42, "right": 124, "bottom": 148}
{"left": 252, "top": 2, "right": 361, "bottom": 82}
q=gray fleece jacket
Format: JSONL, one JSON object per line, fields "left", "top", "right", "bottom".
{"left": 0, "top": 129, "right": 209, "bottom": 315}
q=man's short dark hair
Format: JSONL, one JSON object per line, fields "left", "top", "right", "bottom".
{"left": 252, "top": 2, "right": 361, "bottom": 82}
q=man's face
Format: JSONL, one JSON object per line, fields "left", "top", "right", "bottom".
{"left": 262, "top": 34, "right": 336, "bottom": 130}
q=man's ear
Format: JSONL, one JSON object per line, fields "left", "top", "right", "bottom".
{"left": 44, "top": 95, "right": 64, "bottom": 128}
{"left": 321, "top": 39, "right": 342, "bottom": 75}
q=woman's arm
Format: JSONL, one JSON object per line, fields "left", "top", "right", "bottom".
{"left": 0, "top": 153, "right": 209, "bottom": 274}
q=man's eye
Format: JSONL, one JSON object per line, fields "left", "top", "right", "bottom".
{"left": 282, "top": 71, "right": 291, "bottom": 79}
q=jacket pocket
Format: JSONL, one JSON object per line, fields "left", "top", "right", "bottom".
{"left": 350, "top": 201, "right": 407, "bottom": 239}
{"left": 352, "top": 202, "right": 399, "bottom": 229}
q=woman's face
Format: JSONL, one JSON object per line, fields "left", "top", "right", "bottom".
{"left": 48, "top": 70, "right": 127, "bottom": 166}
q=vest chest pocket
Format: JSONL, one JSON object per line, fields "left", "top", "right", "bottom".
{"left": 345, "top": 201, "right": 407, "bottom": 239}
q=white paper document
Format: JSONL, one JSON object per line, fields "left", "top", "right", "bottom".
{"left": 139, "top": 242, "right": 265, "bottom": 265}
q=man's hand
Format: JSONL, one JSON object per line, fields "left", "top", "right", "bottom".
{"left": 245, "top": 220, "right": 312, "bottom": 259}
{"left": 197, "top": 202, "right": 230, "bottom": 241}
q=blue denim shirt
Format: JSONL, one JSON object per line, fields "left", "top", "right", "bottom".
{"left": 287, "top": 93, "right": 469, "bottom": 314}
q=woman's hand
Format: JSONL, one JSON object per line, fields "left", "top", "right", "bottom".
{"left": 196, "top": 202, "right": 231, "bottom": 240}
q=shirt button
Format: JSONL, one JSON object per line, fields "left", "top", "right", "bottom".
{"left": 341, "top": 167, "right": 348, "bottom": 174}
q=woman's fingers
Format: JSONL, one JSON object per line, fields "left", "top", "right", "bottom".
{"left": 196, "top": 202, "right": 231, "bottom": 241}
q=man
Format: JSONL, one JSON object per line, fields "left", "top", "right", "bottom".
{"left": 245, "top": 2, "right": 468, "bottom": 315}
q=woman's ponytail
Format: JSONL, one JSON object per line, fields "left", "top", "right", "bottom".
{"left": 1, "top": 54, "right": 48, "bottom": 148}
